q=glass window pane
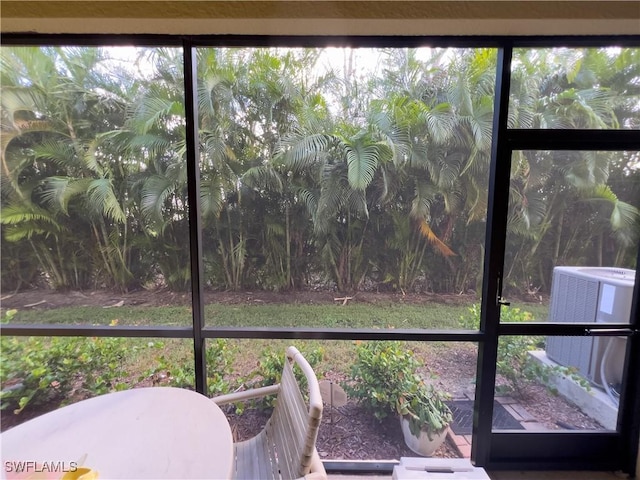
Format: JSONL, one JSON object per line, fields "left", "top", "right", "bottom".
{"left": 0, "top": 337, "right": 193, "bottom": 430}
{"left": 509, "top": 48, "right": 640, "bottom": 130}
{"left": 493, "top": 336, "right": 618, "bottom": 432}
{"left": 0, "top": 46, "right": 190, "bottom": 326}
{"left": 196, "top": 47, "right": 497, "bottom": 329}
{"left": 217, "top": 339, "right": 476, "bottom": 460}
{"left": 503, "top": 150, "right": 639, "bottom": 324}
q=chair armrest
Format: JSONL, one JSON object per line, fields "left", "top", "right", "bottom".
{"left": 287, "top": 346, "right": 323, "bottom": 417}
{"left": 303, "top": 450, "right": 327, "bottom": 480}
{"left": 212, "top": 384, "right": 280, "bottom": 406}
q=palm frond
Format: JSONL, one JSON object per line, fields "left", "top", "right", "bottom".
{"left": 242, "top": 165, "right": 284, "bottom": 193}
{"left": 294, "top": 186, "right": 319, "bottom": 220}
{"left": 38, "top": 176, "right": 91, "bottom": 213}
{"left": 581, "top": 184, "right": 640, "bottom": 245}
{"left": 467, "top": 97, "right": 494, "bottom": 151}
{"left": 410, "top": 180, "right": 437, "bottom": 221}
{"left": 315, "top": 163, "right": 349, "bottom": 234}
{"left": 199, "top": 174, "right": 225, "bottom": 220}
{"left": 87, "top": 178, "right": 126, "bottom": 223}
{"left": 0, "top": 87, "right": 44, "bottom": 121}
{"left": 0, "top": 203, "right": 62, "bottom": 241}
{"left": 423, "top": 103, "right": 457, "bottom": 145}
{"left": 437, "top": 152, "right": 464, "bottom": 190}
{"left": 561, "top": 151, "right": 610, "bottom": 189}
{"left": 140, "top": 174, "right": 174, "bottom": 222}
{"left": 346, "top": 188, "right": 369, "bottom": 218}
{"left": 507, "top": 184, "right": 547, "bottom": 232}
{"left": 343, "top": 136, "right": 380, "bottom": 191}
{"left": 0, "top": 203, "right": 58, "bottom": 226}
{"left": 31, "top": 139, "right": 77, "bottom": 170}
{"left": 129, "top": 96, "right": 182, "bottom": 135}
{"left": 610, "top": 200, "right": 640, "bottom": 233}
{"left": 279, "top": 130, "right": 334, "bottom": 174}
{"left": 127, "top": 133, "right": 174, "bottom": 160}
{"left": 418, "top": 219, "right": 455, "bottom": 257}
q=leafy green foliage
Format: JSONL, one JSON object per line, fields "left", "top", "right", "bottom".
{"left": 345, "top": 341, "right": 452, "bottom": 436}
{"left": 0, "top": 335, "right": 127, "bottom": 413}
{"left": 397, "top": 382, "right": 453, "bottom": 439}
{"left": 205, "top": 339, "right": 237, "bottom": 394}
{"left": 2, "top": 45, "right": 638, "bottom": 296}
{"left": 345, "top": 341, "right": 418, "bottom": 420}
{"left": 143, "top": 339, "right": 236, "bottom": 395}
{"left": 238, "top": 346, "right": 324, "bottom": 411}
{"left": 460, "top": 304, "right": 590, "bottom": 396}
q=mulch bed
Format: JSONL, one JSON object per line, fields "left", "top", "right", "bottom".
{"left": 223, "top": 401, "right": 460, "bottom": 461}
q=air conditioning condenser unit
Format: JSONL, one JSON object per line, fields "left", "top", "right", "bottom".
{"left": 545, "top": 266, "right": 634, "bottom": 388}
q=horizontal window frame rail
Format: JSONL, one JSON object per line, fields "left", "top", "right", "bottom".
{"left": 0, "top": 34, "right": 185, "bottom": 46}
{"left": 498, "top": 322, "right": 636, "bottom": 336}
{"left": 188, "top": 35, "right": 640, "bottom": 48}
{"left": 486, "top": 431, "right": 622, "bottom": 471}
{"left": 1, "top": 322, "right": 634, "bottom": 340}
{"left": 323, "top": 460, "right": 399, "bottom": 475}
{"left": 506, "top": 129, "right": 640, "bottom": 151}
{"left": 2, "top": 33, "right": 639, "bottom": 49}
{"left": 0, "top": 324, "right": 485, "bottom": 342}
{"left": 203, "top": 327, "right": 484, "bottom": 341}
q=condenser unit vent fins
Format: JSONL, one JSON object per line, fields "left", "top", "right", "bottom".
{"left": 550, "top": 273, "right": 600, "bottom": 323}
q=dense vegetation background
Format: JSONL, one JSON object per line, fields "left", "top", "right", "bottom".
{"left": 2, "top": 47, "right": 638, "bottom": 295}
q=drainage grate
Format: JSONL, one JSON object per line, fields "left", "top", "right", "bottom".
{"left": 447, "top": 400, "right": 524, "bottom": 435}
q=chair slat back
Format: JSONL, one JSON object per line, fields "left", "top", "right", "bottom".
{"left": 265, "top": 346, "right": 323, "bottom": 479}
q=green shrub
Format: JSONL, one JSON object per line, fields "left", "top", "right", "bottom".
{"left": 144, "top": 339, "right": 236, "bottom": 395}
{"left": 206, "top": 339, "right": 236, "bottom": 394}
{"left": 345, "top": 341, "right": 452, "bottom": 436}
{"left": 460, "top": 304, "right": 589, "bottom": 396}
{"left": 345, "top": 341, "right": 420, "bottom": 420}
{"left": 239, "top": 346, "right": 324, "bottom": 411}
{"left": 0, "top": 336, "right": 127, "bottom": 414}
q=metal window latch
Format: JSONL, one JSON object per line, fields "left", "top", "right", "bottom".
{"left": 585, "top": 328, "right": 636, "bottom": 337}
{"left": 496, "top": 271, "right": 510, "bottom": 306}
{"left": 497, "top": 297, "right": 510, "bottom": 306}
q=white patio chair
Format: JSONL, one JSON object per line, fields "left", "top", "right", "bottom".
{"left": 213, "top": 346, "right": 326, "bottom": 480}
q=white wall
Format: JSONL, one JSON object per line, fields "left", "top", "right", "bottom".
{"left": 2, "top": 0, "right": 639, "bottom": 35}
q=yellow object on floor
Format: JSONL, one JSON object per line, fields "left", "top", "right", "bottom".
{"left": 61, "top": 468, "right": 99, "bottom": 480}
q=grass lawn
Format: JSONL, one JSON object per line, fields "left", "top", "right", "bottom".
{"left": 8, "top": 301, "right": 549, "bottom": 328}
{"left": 3, "top": 299, "right": 550, "bottom": 398}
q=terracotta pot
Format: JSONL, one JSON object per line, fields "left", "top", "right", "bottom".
{"left": 400, "top": 416, "right": 448, "bottom": 456}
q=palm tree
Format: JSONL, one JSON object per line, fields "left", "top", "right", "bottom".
{"left": 201, "top": 48, "right": 332, "bottom": 290}
{"left": 1, "top": 46, "right": 135, "bottom": 290}
{"left": 109, "top": 47, "right": 196, "bottom": 291}
{"left": 362, "top": 48, "right": 496, "bottom": 292}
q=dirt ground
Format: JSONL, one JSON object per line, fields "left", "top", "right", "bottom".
{"left": 225, "top": 400, "right": 461, "bottom": 461}
{"left": 1, "top": 288, "right": 602, "bottom": 460}
{"left": 0, "top": 286, "right": 477, "bottom": 310}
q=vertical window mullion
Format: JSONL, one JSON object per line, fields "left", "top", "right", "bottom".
{"left": 183, "top": 40, "right": 207, "bottom": 394}
{"left": 471, "top": 44, "right": 514, "bottom": 466}
{"left": 619, "top": 259, "right": 640, "bottom": 474}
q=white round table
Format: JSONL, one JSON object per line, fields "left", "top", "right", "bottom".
{"left": 1, "top": 387, "right": 234, "bottom": 479}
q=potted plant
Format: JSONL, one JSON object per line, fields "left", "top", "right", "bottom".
{"left": 345, "top": 341, "right": 453, "bottom": 456}
{"left": 396, "top": 380, "right": 453, "bottom": 456}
